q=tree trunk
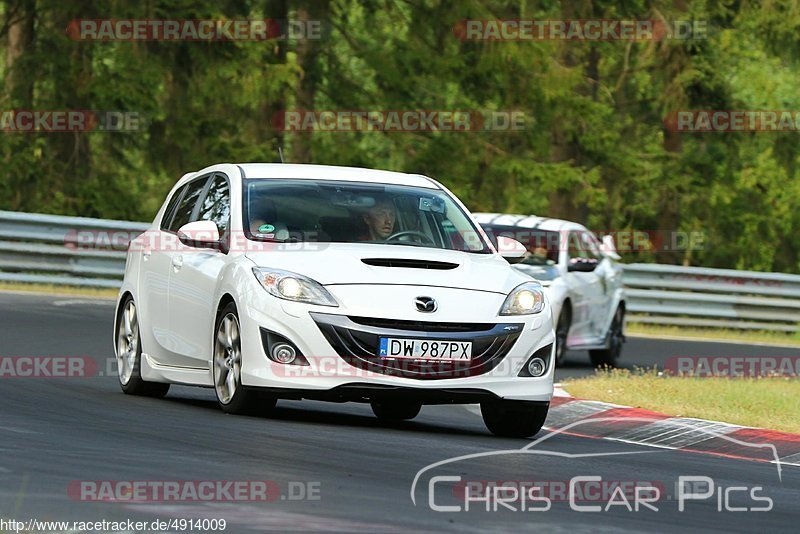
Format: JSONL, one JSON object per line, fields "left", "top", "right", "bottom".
{"left": 261, "top": 0, "right": 288, "bottom": 161}
{"left": 3, "top": 0, "right": 36, "bottom": 210}
{"left": 4, "top": 0, "right": 35, "bottom": 105}
{"left": 291, "top": 0, "right": 329, "bottom": 163}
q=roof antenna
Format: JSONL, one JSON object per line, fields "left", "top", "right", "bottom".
{"left": 278, "top": 146, "right": 286, "bottom": 163}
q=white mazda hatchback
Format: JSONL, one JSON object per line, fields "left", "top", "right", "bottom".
{"left": 114, "top": 164, "right": 555, "bottom": 437}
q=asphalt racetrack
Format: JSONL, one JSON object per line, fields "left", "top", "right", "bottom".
{"left": 1, "top": 291, "right": 798, "bottom": 532}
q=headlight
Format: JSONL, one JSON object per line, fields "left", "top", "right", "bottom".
{"left": 252, "top": 267, "right": 338, "bottom": 307}
{"left": 499, "top": 282, "right": 545, "bottom": 315}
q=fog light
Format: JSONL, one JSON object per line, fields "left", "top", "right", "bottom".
{"left": 527, "top": 357, "right": 546, "bottom": 377}
{"left": 271, "top": 343, "right": 297, "bottom": 364}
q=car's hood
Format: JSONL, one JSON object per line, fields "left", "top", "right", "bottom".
{"left": 245, "top": 243, "right": 528, "bottom": 294}
{"left": 512, "top": 264, "right": 561, "bottom": 286}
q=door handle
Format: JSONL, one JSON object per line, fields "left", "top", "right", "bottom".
{"left": 172, "top": 255, "right": 183, "bottom": 271}
{"left": 142, "top": 249, "right": 151, "bottom": 261}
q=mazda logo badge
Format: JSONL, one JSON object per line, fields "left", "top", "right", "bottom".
{"left": 414, "top": 296, "right": 437, "bottom": 313}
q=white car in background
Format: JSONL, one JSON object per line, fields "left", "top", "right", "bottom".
{"left": 474, "top": 213, "right": 625, "bottom": 367}
{"left": 114, "top": 164, "right": 556, "bottom": 437}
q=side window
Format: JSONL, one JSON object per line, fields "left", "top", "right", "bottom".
{"left": 197, "top": 175, "right": 231, "bottom": 235}
{"left": 567, "top": 231, "right": 589, "bottom": 259}
{"left": 160, "top": 184, "right": 187, "bottom": 231}
{"left": 168, "top": 177, "right": 210, "bottom": 233}
{"left": 582, "top": 232, "right": 602, "bottom": 260}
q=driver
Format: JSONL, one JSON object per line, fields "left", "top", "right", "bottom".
{"left": 361, "top": 197, "right": 396, "bottom": 240}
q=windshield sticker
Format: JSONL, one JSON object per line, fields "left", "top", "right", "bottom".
{"left": 258, "top": 224, "right": 276, "bottom": 233}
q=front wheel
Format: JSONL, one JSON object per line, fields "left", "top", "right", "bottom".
{"left": 370, "top": 401, "right": 422, "bottom": 421}
{"left": 590, "top": 306, "right": 625, "bottom": 368}
{"left": 213, "top": 303, "right": 276, "bottom": 415}
{"left": 115, "top": 296, "right": 170, "bottom": 398}
{"left": 481, "top": 401, "right": 549, "bottom": 438}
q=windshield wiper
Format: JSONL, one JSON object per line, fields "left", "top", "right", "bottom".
{"left": 380, "top": 241, "right": 429, "bottom": 247}
{"left": 250, "top": 236, "right": 306, "bottom": 243}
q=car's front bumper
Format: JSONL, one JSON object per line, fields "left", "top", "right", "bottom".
{"left": 236, "top": 285, "right": 555, "bottom": 403}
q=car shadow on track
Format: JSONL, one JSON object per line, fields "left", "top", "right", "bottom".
{"left": 160, "top": 393, "right": 493, "bottom": 438}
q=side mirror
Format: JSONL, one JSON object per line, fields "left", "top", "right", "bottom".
{"left": 177, "top": 220, "right": 222, "bottom": 251}
{"left": 496, "top": 235, "right": 527, "bottom": 265}
{"left": 600, "top": 235, "right": 621, "bottom": 260}
{"left": 568, "top": 257, "right": 599, "bottom": 272}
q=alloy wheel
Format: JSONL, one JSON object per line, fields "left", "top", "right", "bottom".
{"left": 116, "top": 300, "right": 139, "bottom": 385}
{"left": 214, "top": 313, "right": 242, "bottom": 405}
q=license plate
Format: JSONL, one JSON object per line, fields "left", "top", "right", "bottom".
{"left": 378, "top": 338, "right": 472, "bottom": 361}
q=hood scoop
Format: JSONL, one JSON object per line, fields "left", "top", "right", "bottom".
{"left": 361, "top": 258, "right": 459, "bottom": 270}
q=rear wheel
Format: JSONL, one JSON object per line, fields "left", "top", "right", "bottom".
{"left": 370, "top": 401, "right": 422, "bottom": 421}
{"left": 554, "top": 304, "right": 571, "bottom": 366}
{"left": 481, "top": 401, "right": 549, "bottom": 438}
{"left": 115, "top": 296, "right": 170, "bottom": 398}
{"left": 213, "top": 302, "right": 276, "bottom": 415}
{"left": 590, "top": 306, "right": 625, "bottom": 368}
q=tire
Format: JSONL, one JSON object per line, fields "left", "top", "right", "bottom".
{"left": 481, "top": 401, "right": 549, "bottom": 438}
{"left": 370, "top": 401, "right": 422, "bottom": 421}
{"left": 115, "top": 296, "right": 170, "bottom": 398}
{"left": 590, "top": 306, "right": 625, "bottom": 368}
{"left": 213, "top": 302, "right": 276, "bottom": 415}
{"left": 554, "top": 304, "right": 571, "bottom": 366}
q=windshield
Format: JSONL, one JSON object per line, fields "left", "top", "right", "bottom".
{"left": 243, "top": 179, "right": 491, "bottom": 253}
{"left": 480, "top": 224, "right": 560, "bottom": 266}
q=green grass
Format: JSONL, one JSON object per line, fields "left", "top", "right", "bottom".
{"left": 564, "top": 368, "right": 800, "bottom": 433}
{"left": 0, "top": 281, "right": 118, "bottom": 299}
{"left": 627, "top": 322, "right": 800, "bottom": 347}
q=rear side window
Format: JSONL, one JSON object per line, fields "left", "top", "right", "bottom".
{"left": 568, "top": 231, "right": 589, "bottom": 259}
{"left": 582, "top": 231, "right": 602, "bottom": 260}
{"left": 196, "top": 175, "right": 231, "bottom": 235}
{"left": 168, "top": 177, "right": 210, "bottom": 232}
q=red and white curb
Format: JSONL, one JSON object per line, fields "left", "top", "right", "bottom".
{"left": 547, "top": 383, "right": 800, "bottom": 468}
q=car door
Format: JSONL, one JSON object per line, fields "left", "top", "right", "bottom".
{"left": 585, "top": 231, "right": 620, "bottom": 336}
{"left": 138, "top": 181, "right": 191, "bottom": 365}
{"left": 581, "top": 231, "right": 614, "bottom": 338}
{"left": 168, "top": 173, "right": 231, "bottom": 368}
{"left": 563, "top": 230, "right": 605, "bottom": 343}
{"left": 149, "top": 174, "right": 213, "bottom": 367}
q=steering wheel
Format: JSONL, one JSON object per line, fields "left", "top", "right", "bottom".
{"left": 385, "top": 230, "right": 435, "bottom": 245}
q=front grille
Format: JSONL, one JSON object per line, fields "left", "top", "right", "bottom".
{"left": 311, "top": 313, "right": 522, "bottom": 380}
{"left": 347, "top": 316, "right": 494, "bottom": 332}
{"left": 361, "top": 258, "right": 459, "bottom": 270}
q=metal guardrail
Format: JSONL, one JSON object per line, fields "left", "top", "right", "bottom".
{"left": 623, "top": 263, "right": 800, "bottom": 332}
{"left": 1, "top": 210, "right": 799, "bottom": 332}
{"left": 0, "top": 210, "right": 147, "bottom": 288}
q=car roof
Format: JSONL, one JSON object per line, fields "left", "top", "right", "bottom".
{"left": 235, "top": 163, "right": 439, "bottom": 189}
{"left": 472, "top": 212, "right": 584, "bottom": 232}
